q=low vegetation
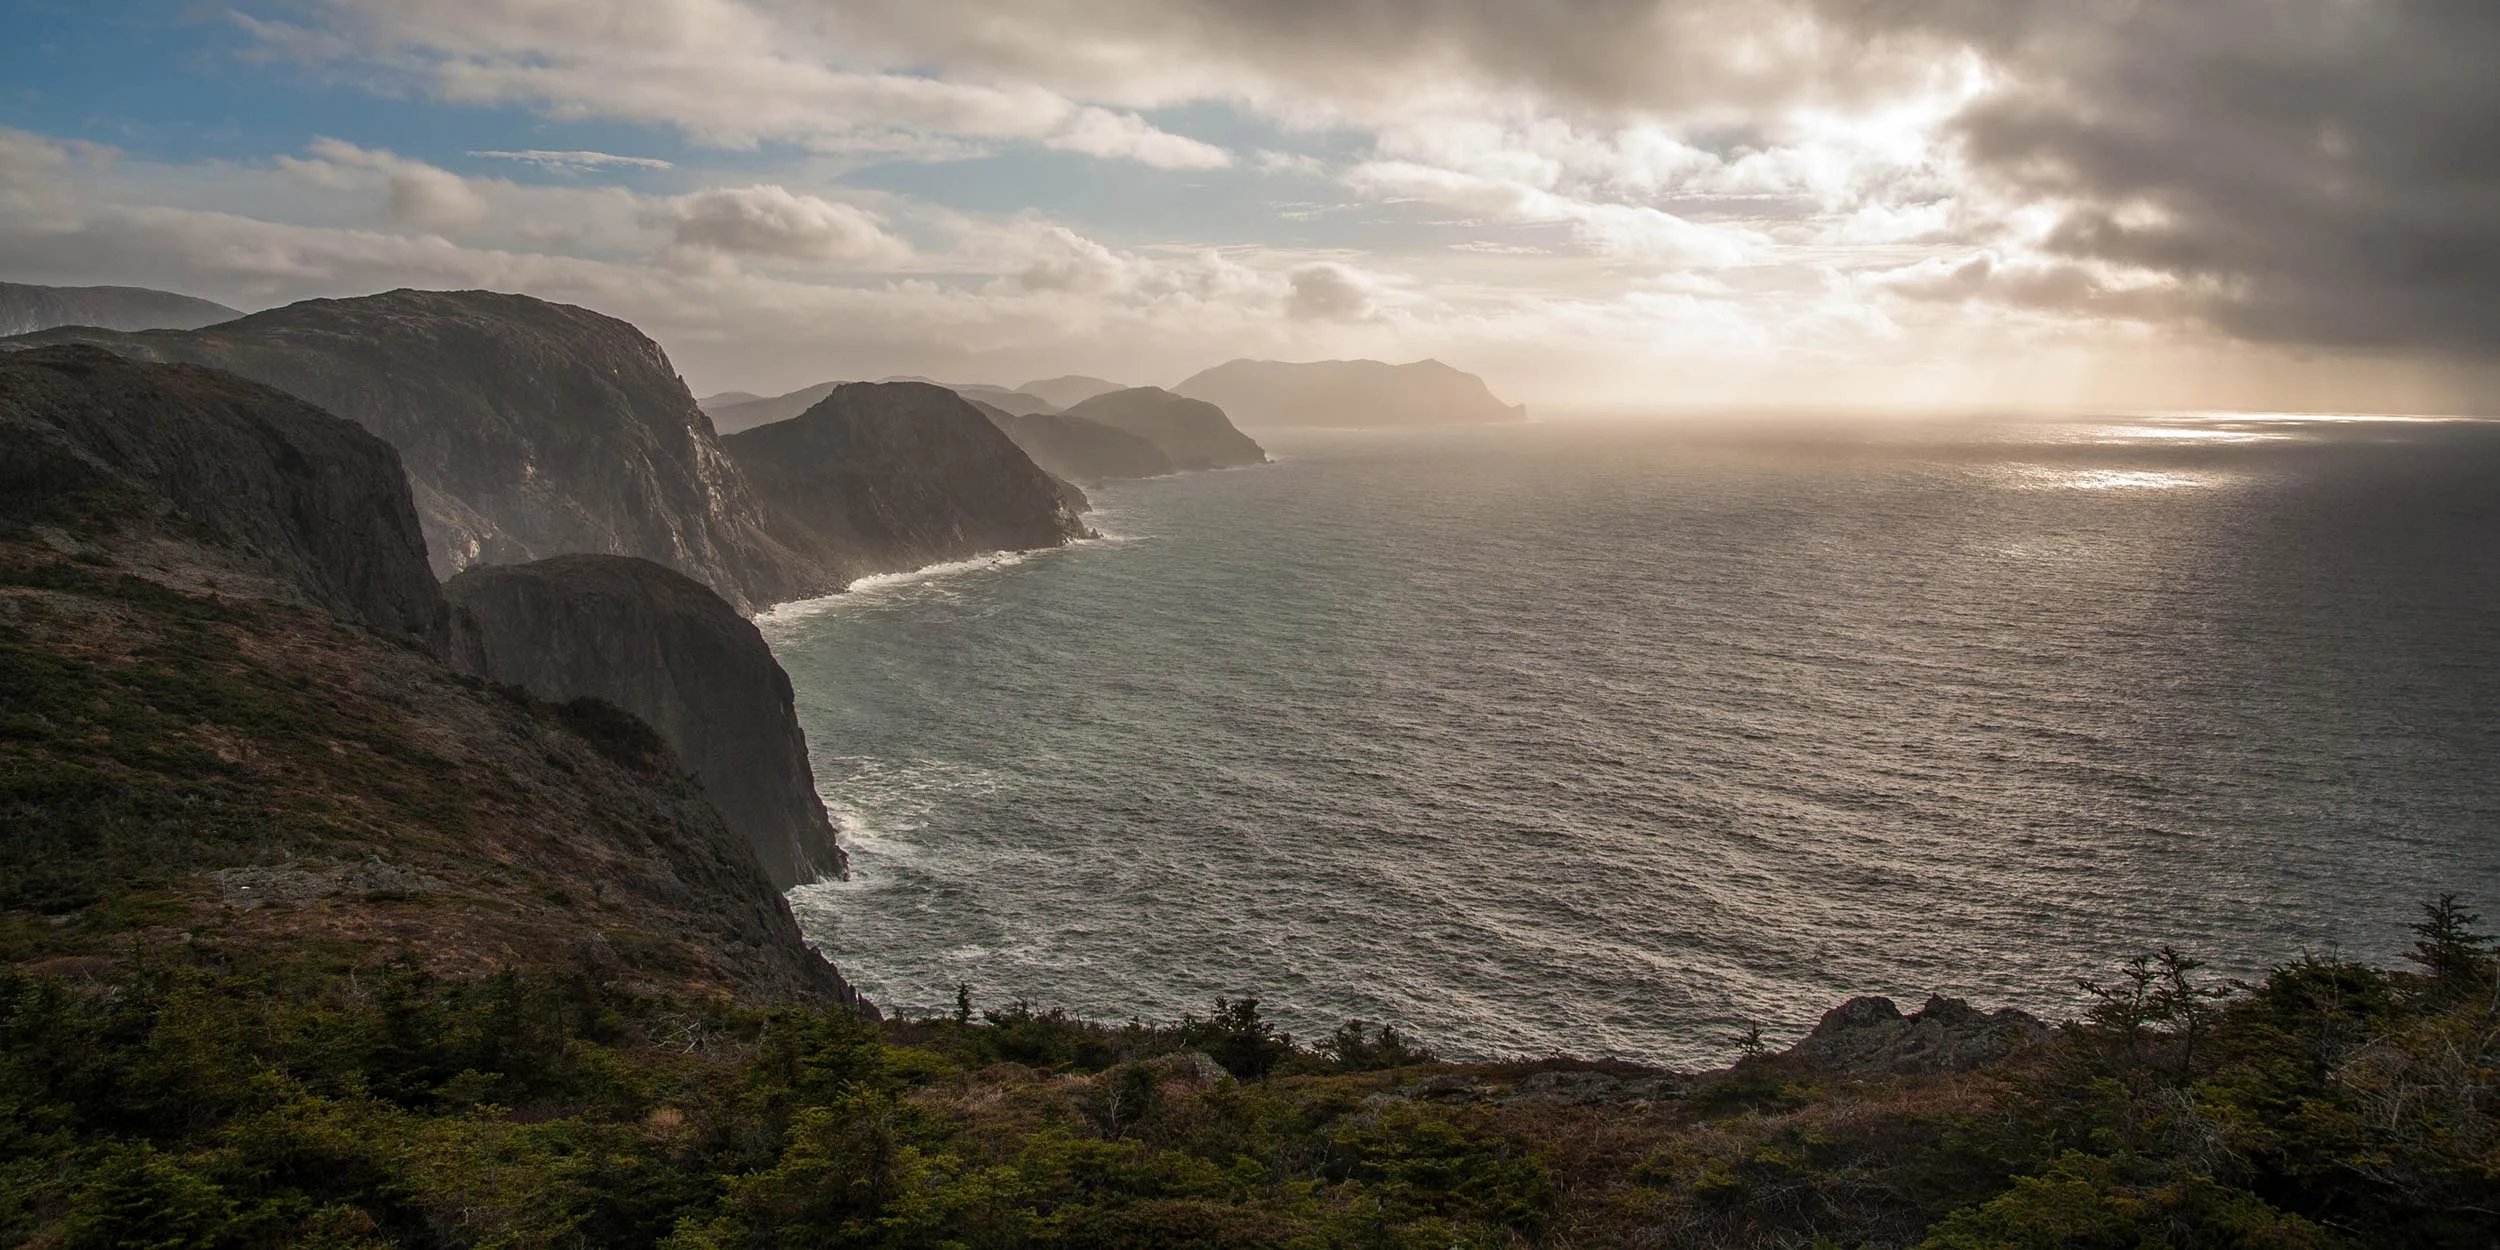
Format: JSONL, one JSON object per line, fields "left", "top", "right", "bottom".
{"left": 0, "top": 900, "right": 2489, "bottom": 1248}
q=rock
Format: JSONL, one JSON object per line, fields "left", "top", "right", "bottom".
{"left": 0, "top": 345, "right": 442, "bottom": 639}
{"left": 445, "top": 554, "right": 845, "bottom": 890}
{"left": 1173, "top": 358, "right": 1525, "bottom": 428}
{"left": 974, "top": 401, "right": 1175, "bottom": 483}
{"left": 6, "top": 289, "right": 836, "bottom": 611}
{"left": 722, "top": 382, "right": 1090, "bottom": 581}
{"left": 1780, "top": 994, "right": 2051, "bottom": 1076}
{"left": 1406, "top": 1073, "right": 1491, "bottom": 1103}
{"left": 1058, "top": 387, "right": 1268, "bottom": 471}
{"left": 1145, "top": 1051, "right": 1235, "bottom": 1089}
{"left": 0, "top": 281, "right": 239, "bottom": 336}
{"left": 1017, "top": 375, "right": 1128, "bottom": 409}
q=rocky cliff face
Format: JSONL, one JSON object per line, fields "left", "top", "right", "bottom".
{"left": 1, "top": 345, "right": 441, "bottom": 639}
{"left": 976, "top": 402, "right": 1176, "bottom": 483}
{"left": 445, "top": 555, "right": 845, "bottom": 892}
{"left": 0, "top": 281, "right": 240, "bottom": 336}
{"left": 1174, "top": 358, "right": 1525, "bottom": 428}
{"left": 723, "top": 382, "right": 1090, "bottom": 580}
{"left": 0, "top": 351, "right": 853, "bottom": 1006}
{"left": 1061, "top": 386, "right": 1268, "bottom": 471}
{"left": 7, "top": 289, "right": 838, "bottom": 611}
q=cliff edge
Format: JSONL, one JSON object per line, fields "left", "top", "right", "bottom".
{"left": 446, "top": 555, "right": 846, "bottom": 892}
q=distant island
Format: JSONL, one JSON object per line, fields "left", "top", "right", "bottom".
{"left": 1175, "top": 357, "right": 1526, "bottom": 428}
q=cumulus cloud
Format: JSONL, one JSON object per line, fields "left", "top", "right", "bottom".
{"left": 1285, "top": 263, "right": 1381, "bottom": 321}
{"left": 1807, "top": 0, "right": 2500, "bottom": 355}
{"left": 663, "top": 185, "right": 911, "bottom": 268}
{"left": 1046, "top": 108, "right": 1232, "bottom": 170}
{"left": 286, "top": 138, "right": 492, "bottom": 230}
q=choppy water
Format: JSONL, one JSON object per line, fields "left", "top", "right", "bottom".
{"left": 770, "top": 413, "right": 2500, "bottom": 1066}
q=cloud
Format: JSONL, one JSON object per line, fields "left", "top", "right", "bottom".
{"left": 1807, "top": 0, "right": 2500, "bottom": 356}
{"left": 468, "top": 149, "right": 675, "bottom": 171}
{"left": 1285, "top": 263, "right": 1380, "bottom": 321}
{"left": 287, "top": 138, "right": 492, "bottom": 230}
{"left": 663, "top": 185, "right": 911, "bottom": 267}
{"left": 1046, "top": 108, "right": 1232, "bottom": 171}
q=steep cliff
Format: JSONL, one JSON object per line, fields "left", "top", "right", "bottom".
{"left": 1174, "top": 357, "right": 1526, "bottom": 428}
{"left": 723, "top": 382, "right": 1090, "bottom": 580}
{"left": 6, "top": 289, "right": 838, "bottom": 611}
{"left": 0, "top": 280, "right": 240, "bottom": 336}
{"left": 1061, "top": 386, "right": 1269, "bottom": 470}
{"left": 976, "top": 401, "right": 1177, "bottom": 483}
{"left": 0, "top": 345, "right": 440, "bottom": 639}
{"left": 0, "top": 351, "right": 850, "bottom": 1004}
{"left": 446, "top": 555, "right": 845, "bottom": 892}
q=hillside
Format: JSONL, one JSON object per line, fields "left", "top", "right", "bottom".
{"left": 974, "top": 402, "right": 1177, "bottom": 483}
{"left": 722, "top": 382, "right": 1091, "bottom": 581}
{"left": 1017, "top": 374, "right": 1128, "bottom": 408}
{"left": 0, "top": 280, "right": 240, "bottom": 336}
{"left": 5, "top": 290, "right": 841, "bottom": 611}
{"left": 1176, "top": 357, "right": 1526, "bottom": 427}
{"left": 1061, "top": 385, "right": 1268, "bottom": 470}
{"left": 0, "top": 345, "right": 847, "bottom": 1002}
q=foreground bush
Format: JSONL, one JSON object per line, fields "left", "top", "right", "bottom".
{"left": 0, "top": 899, "right": 2493, "bottom": 1247}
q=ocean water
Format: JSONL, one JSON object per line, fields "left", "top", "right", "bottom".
{"left": 770, "top": 413, "right": 2500, "bottom": 1066}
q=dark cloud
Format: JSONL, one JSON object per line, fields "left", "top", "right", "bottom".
{"left": 841, "top": 0, "right": 2500, "bottom": 355}
{"left": 1815, "top": 0, "right": 2500, "bottom": 355}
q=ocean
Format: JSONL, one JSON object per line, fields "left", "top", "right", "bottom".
{"left": 769, "top": 413, "right": 2500, "bottom": 1066}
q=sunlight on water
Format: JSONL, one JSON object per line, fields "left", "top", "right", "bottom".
{"left": 773, "top": 413, "right": 2500, "bottom": 1065}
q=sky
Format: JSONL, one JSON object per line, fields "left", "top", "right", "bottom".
{"left": 2, "top": 0, "right": 2496, "bottom": 412}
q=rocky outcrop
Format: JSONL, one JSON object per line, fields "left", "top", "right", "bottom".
{"left": 445, "top": 555, "right": 845, "bottom": 892}
{"left": 1018, "top": 375, "right": 1128, "bottom": 409}
{"left": 7, "top": 289, "right": 838, "bottom": 611}
{"left": 723, "top": 382, "right": 1090, "bottom": 580}
{"left": 0, "top": 281, "right": 239, "bottom": 336}
{"left": 1174, "top": 358, "right": 1525, "bottom": 428}
{"left": 1060, "top": 387, "right": 1268, "bottom": 471}
{"left": 975, "top": 402, "right": 1176, "bottom": 483}
{"left": 0, "top": 351, "right": 854, "bottom": 1006}
{"left": 1778, "top": 995, "right": 2050, "bottom": 1076}
{"left": 0, "top": 345, "right": 441, "bottom": 639}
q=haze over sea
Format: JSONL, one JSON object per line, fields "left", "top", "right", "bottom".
{"left": 772, "top": 413, "right": 2500, "bottom": 1067}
